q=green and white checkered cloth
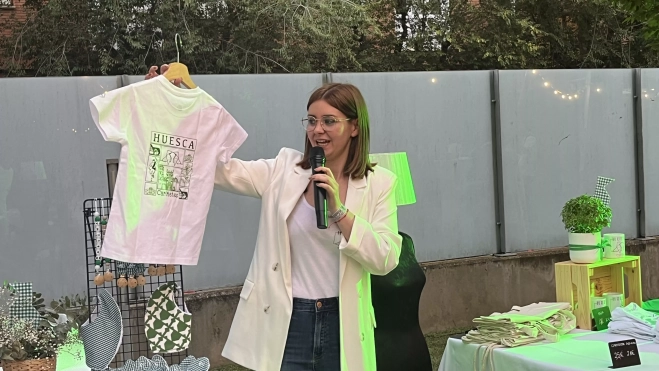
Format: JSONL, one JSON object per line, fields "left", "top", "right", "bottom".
{"left": 594, "top": 176, "right": 615, "bottom": 207}
{"left": 108, "top": 355, "right": 209, "bottom": 371}
{"left": 9, "top": 282, "right": 41, "bottom": 327}
{"left": 116, "top": 261, "right": 146, "bottom": 276}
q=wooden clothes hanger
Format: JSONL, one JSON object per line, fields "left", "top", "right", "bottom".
{"left": 163, "top": 34, "right": 197, "bottom": 89}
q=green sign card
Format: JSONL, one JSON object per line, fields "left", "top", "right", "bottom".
{"left": 592, "top": 306, "right": 612, "bottom": 331}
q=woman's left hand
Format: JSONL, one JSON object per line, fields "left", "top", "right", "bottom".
{"left": 310, "top": 167, "right": 342, "bottom": 213}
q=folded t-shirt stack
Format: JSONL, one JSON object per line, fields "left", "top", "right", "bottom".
{"left": 607, "top": 303, "right": 659, "bottom": 341}
{"left": 462, "top": 302, "right": 577, "bottom": 370}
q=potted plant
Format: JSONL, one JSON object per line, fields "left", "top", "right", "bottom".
{"left": 0, "top": 289, "right": 87, "bottom": 371}
{"left": 561, "top": 194, "right": 613, "bottom": 264}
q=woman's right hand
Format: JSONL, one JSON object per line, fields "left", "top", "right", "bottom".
{"left": 146, "top": 65, "right": 182, "bottom": 88}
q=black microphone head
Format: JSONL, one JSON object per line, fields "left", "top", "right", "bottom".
{"left": 310, "top": 146, "right": 325, "bottom": 159}
{"left": 309, "top": 146, "right": 325, "bottom": 167}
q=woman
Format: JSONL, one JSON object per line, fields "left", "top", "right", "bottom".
{"left": 147, "top": 66, "right": 402, "bottom": 371}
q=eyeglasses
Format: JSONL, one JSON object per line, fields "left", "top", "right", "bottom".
{"left": 301, "top": 116, "right": 353, "bottom": 131}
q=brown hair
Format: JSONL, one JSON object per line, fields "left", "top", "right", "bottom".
{"left": 296, "top": 83, "right": 375, "bottom": 179}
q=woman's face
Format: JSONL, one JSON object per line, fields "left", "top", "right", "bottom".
{"left": 306, "top": 99, "right": 358, "bottom": 163}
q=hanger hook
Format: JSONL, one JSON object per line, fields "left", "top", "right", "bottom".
{"left": 175, "top": 33, "right": 181, "bottom": 63}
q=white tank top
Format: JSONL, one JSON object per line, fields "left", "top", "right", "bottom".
{"left": 287, "top": 193, "right": 341, "bottom": 299}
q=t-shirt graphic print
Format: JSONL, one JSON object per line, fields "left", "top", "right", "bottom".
{"left": 145, "top": 132, "right": 196, "bottom": 200}
{"left": 90, "top": 76, "right": 247, "bottom": 265}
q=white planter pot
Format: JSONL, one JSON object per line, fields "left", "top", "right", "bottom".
{"left": 568, "top": 232, "right": 602, "bottom": 264}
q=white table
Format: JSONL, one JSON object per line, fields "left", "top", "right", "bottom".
{"left": 439, "top": 330, "right": 659, "bottom": 371}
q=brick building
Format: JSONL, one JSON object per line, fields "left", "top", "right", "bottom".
{"left": 0, "top": 0, "right": 28, "bottom": 39}
{"left": 1, "top": 0, "right": 29, "bottom": 76}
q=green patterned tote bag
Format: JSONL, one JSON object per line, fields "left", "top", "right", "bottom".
{"left": 145, "top": 282, "right": 192, "bottom": 353}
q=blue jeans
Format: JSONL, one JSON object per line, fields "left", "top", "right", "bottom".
{"left": 280, "top": 297, "right": 340, "bottom": 371}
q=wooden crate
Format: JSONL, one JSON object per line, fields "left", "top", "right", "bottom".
{"left": 555, "top": 256, "right": 642, "bottom": 330}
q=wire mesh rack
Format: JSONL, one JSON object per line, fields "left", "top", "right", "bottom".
{"left": 83, "top": 198, "right": 188, "bottom": 367}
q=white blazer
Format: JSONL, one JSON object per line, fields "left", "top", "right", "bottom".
{"left": 214, "top": 148, "right": 402, "bottom": 371}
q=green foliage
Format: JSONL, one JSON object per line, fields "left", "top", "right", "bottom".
{"left": 37, "top": 293, "right": 88, "bottom": 333}
{"left": 0, "top": 0, "right": 382, "bottom": 76}
{"left": 1, "top": 0, "right": 659, "bottom": 76}
{"left": 561, "top": 194, "right": 612, "bottom": 234}
{"left": 612, "top": 0, "right": 659, "bottom": 49}
{"left": 442, "top": 1, "right": 548, "bottom": 70}
{"left": 0, "top": 291, "right": 87, "bottom": 362}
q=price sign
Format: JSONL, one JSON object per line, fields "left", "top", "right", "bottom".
{"left": 609, "top": 339, "right": 641, "bottom": 368}
{"left": 592, "top": 306, "right": 612, "bottom": 331}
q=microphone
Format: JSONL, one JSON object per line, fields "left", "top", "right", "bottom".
{"left": 309, "top": 146, "right": 328, "bottom": 229}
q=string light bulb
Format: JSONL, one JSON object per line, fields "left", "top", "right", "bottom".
{"left": 535, "top": 69, "right": 584, "bottom": 101}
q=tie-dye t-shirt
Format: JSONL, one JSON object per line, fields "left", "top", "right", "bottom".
{"left": 90, "top": 76, "right": 247, "bottom": 265}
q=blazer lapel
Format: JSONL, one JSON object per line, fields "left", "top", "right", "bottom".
{"left": 339, "top": 175, "right": 367, "bottom": 283}
{"left": 283, "top": 166, "right": 312, "bottom": 220}
{"left": 279, "top": 166, "right": 313, "bottom": 301}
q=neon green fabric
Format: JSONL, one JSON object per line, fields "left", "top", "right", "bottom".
{"left": 642, "top": 299, "right": 659, "bottom": 314}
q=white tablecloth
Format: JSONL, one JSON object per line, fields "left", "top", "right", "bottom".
{"left": 439, "top": 330, "right": 659, "bottom": 371}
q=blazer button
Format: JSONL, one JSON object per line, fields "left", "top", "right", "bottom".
{"left": 272, "top": 263, "right": 279, "bottom": 271}
{"left": 264, "top": 305, "right": 270, "bottom": 313}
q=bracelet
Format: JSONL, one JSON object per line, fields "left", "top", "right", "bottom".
{"left": 331, "top": 204, "right": 348, "bottom": 222}
{"left": 335, "top": 211, "right": 349, "bottom": 223}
